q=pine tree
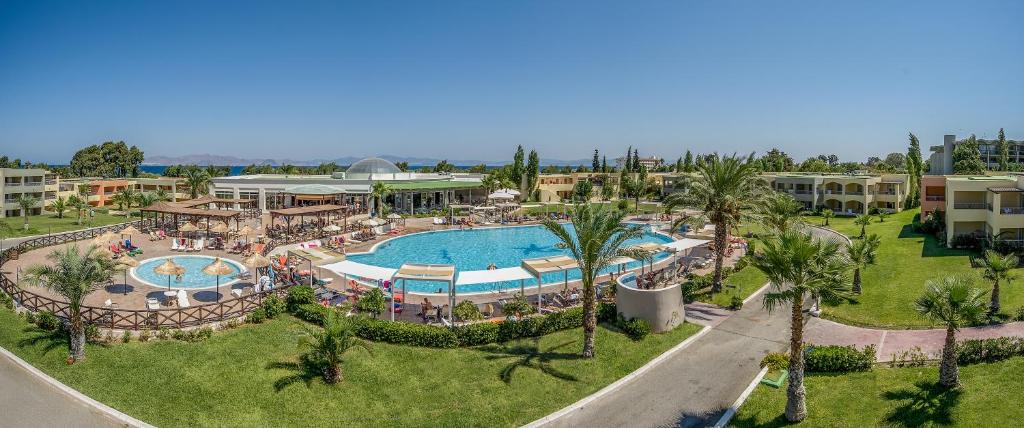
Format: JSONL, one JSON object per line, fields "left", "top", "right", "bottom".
{"left": 601, "top": 156, "right": 608, "bottom": 173}
{"left": 683, "top": 150, "right": 694, "bottom": 172}
{"left": 512, "top": 145, "right": 525, "bottom": 186}
{"left": 592, "top": 149, "right": 601, "bottom": 172}
{"left": 624, "top": 146, "right": 633, "bottom": 173}
{"left": 632, "top": 149, "right": 640, "bottom": 171}
{"left": 675, "top": 157, "right": 683, "bottom": 172}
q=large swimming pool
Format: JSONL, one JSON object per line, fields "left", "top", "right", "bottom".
{"left": 133, "top": 255, "right": 243, "bottom": 290}
{"left": 347, "top": 223, "right": 674, "bottom": 294}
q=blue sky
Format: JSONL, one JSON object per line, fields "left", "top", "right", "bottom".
{"left": 1, "top": 0, "right": 1022, "bottom": 164}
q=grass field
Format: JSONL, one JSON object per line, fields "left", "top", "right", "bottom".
{"left": 814, "top": 209, "right": 1018, "bottom": 328}
{"left": 0, "top": 210, "right": 135, "bottom": 238}
{"left": 733, "top": 357, "right": 1024, "bottom": 427}
{"left": 0, "top": 308, "right": 700, "bottom": 427}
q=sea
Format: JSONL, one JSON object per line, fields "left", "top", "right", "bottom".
{"left": 137, "top": 165, "right": 498, "bottom": 176}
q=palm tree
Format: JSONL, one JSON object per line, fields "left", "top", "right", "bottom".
{"left": 67, "top": 195, "right": 89, "bottom": 226}
{"left": 152, "top": 187, "right": 170, "bottom": 202}
{"left": 665, "top": 154, "right": 765, "bottom": 292}
{"left": 182, "top": 168, "right": 211, "bottom": 199}
{"left": 50, "top": 196, "right": 67, "bottom": 219}
{"left": 541, "top": 203, "right": 648, "bottom": 358}
{"left": 17, "top": 194, "right": 39, "bottom": 231}
{"left": 23, "top": 245, "right": 115, "bottom": 362}
{"left": 757, "top": 192, "right": 804, "bottom": 234}
{"left": 297, "top": 313, "right": 370, "bottom": 384}
{"left": 854, "top": 214, "right": 872, "bottom": 238}
{"left": 136, "top": 192, "right": 159, "bottom": 208}
{"left": 876, "top": 210, "right": 890, "bottom": 223}
{"left": 112, "top": 187, "right": 138, "bottom": 218}
{"left": 820, "top": 209, "right": 834, "bottom": 226}
{"left": 915, "top": 275, "right": 987, "bottom": 388}
{"left": 369, "top": 181, "right": 393, "bottom": 218}
{"left": 749, "top": 231, "right": 851, "bottom": 422}
{"left": 847, "top": 234, "right": 880, "bottom": 294}
{"left": 978, "top": 250, "right": 1018, "bottom": 315}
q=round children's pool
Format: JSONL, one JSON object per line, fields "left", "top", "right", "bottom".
{"left": 132, "top": 255, "right": 244, "bottom": 290}
{"left": 346, "top": 223, "right": 674, "bottom": 294}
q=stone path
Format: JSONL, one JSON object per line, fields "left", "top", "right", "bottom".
{"left": 806, "top": 317, "right": 1024, "bottom": 361}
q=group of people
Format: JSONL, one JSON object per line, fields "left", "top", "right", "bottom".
{"left": 417, "top": 298, "right": 450, "bottom": 322}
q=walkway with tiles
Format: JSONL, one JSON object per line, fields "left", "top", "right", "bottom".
{"left": 806, "top": 317, "right": 1024, "bottom": 361}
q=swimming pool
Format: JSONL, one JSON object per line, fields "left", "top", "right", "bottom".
{"left": 132, "top": 255, "right": 244, "bottom": 290}
{"left": 347, "top": 223, "right": 674, "bottom": 294}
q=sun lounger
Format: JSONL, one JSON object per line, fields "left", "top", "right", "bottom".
{"left": 170, "top": 240, "right": 180, "bottom": 251}
{"left": 230, "top": 289, "right": 243, "bottom": 298}
{"left": 146, "top": 298, "right": 160, "bottom": 310}
{"left": 176, "top": 290, "right": 191, "bottom": 308}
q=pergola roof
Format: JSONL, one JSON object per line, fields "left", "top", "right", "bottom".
{"left": 521, "top": 255, "right": 578, "bottom": 276}
{"left": 321, "top": 260, "right": 397, "bottom": 281}
{"left": 139, "top": 201, "right": 242, "bottom": 219}
{"left": 662, "top": 238, "right": 711, "bottom": 252}
{"left": 387, "top": 180, "right": 482, "bottom": 191}
{"left": 392, "top": 263, "right": 456, "bottom": 283}
{"left": 283, "top": 184, "right": 350, "bottom": 195}
{"left": 268, "top": 204, "right": 348, "bottom": 218}
{"left": 455, "top": 266, "right": 533, "bottom": 286}
{"left": 179, "top": 196, "right": 256, "bottom": 207}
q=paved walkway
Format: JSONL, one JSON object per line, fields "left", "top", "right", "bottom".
{"left": 541, "top": 287, "right": 790, "bottom": 428}
{"left": 806, "top": 317, "right": 1024, "bottom": 361}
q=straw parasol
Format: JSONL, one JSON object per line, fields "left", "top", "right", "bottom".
{"left": 202, "top": 258, "right": 235, "bottom": 301}
{"left": 119, "top": 225, "right": 141, "bottom": 236}
{"left": 243, "top": 253, "right": 271, "bottom": 269}
{"left": 153, "top": 258, "right": 186, "bottom": 290}
{"left": 92, "top": 231, "right": 119, "bottom": 245}
{"left": 178, "top": 222, "right": 199, "bottom": 232}
{"left": 322, "top": 224, "right": 342, "bottom": 232}
{"left": 210, "top": 222, "right": 230, "bottom": 234}
{"left": 386, "top": 213, "right": 402, "bottom": 219}
{"left": 115, "top": 256, "right": 140, "bottom": 295}
{"left": 237, "top": 224, "right": 255, "bottom": 235}
{"left": 361, "top": 218, "right": 381, "bottom": 227}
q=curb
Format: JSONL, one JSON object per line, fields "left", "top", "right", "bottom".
{"left": 0, "top": 346, "right": 154, "bottom": 428}
{"left": 713, "top": 366, "right": 768, "bottom": 428}
{"left": 523, "top": 325, "right": 712, "bottom": 427}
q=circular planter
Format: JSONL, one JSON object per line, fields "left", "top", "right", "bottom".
{"left": 615, "top": 273, "right": 685, "bottom": 333}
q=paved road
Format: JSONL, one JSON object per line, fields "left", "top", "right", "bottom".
{"left": 0, "top": 349, "right": 124, "bottom": 428}
{"left": 543, "top": 288, "right": 791, "bottom": 428}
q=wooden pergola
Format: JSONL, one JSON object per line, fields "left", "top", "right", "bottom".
{"left": 140, "top": 201, "right": 243, "bottom": 233}
{"left": 179, "top": 196, "right": 259, "bottom": 216}
{"left": 268, "top": 204, "right": 349, "bottom": 233}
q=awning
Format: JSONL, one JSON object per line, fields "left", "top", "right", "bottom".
{"left": 662, "top": 238, "right": 711, "bottom": 252}
{"left": 455, "top": 267, "right": 534, "bottom": 286}
{"left": 320, "top": 260, "right": 397, "bottom": 281}
{"left": 392, "top": 263, "right": 456, "bottom": 283}
{"left": 522, "top": 255, "right": 578, "bottom": 276}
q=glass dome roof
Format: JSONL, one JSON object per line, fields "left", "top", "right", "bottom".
{"left": 346, "top": 157, "right": 401, "bottom": 175}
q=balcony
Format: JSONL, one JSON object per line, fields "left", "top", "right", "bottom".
{"left": 925, "top": 196, "right": 945, "bottom": 201}
{"left": 999, "top": 207, "right": 1024, "bottom": 215}
{"left": 4, "top": 182, "right": 22, "bottom": 187}
{"left": 846, "top": 191, "right": 864, "bottom": 196}
{"left": 953, "top": 202, "right": 987, "bottom": 210}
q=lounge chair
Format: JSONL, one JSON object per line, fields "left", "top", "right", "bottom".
{"left": 176, "top": 290, "right": 191, "bottom": 308}
{"left": 146, "top": 298, "right": 160, "bottom": 310}
{"left": 171, "top": 240, "right": 180, "bottom": 251}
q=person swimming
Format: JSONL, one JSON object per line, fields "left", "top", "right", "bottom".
{"left": 487, "top": 262, "right": 497, "bottom": 270}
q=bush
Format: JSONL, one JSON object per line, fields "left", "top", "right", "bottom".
{"left": 1015, "top": 307, "right": 1024, "bottom": 322}
{"left": 728, "top": 295, "right": 744, "bottom": 310}
{"left": 157, "top": 327, "right": 170, "bottom": 340}
{"left": 501, "top": 295, "right": 535, "bottom": 317}
{"left": 357, "top": 288, "right": 387, "bottom": 318}
{"left": 454, "top": 322, "right": 500, "bottom": 346}
{"left": 293, "top": 303, "right": 331, "bottom": 325}
{"left": 804, "top": 344, "right": 875, "bottom": 372}
{"left": 23, "top": 310, "right": 36, "bottom": 324}
{"left": 616, "top": 199, "right": 629, "bottom": 211}
{"left": 84, "top": 323, "right": 101, "bottom": 343}
{"left": 121, "top": 330, "right": 132, "bottom": 343}
{"left": 139, "top": 329, "right": 152, "bottom": 342}
{"left": 171, "top": 329, "right": 187, "bottom": 341}
{"left": 195, "top": 326, "right": 214, "bottom": 341}
{"left": 888, "top": 347, "right": 929, "bottom": 368}
{"left": 760, "top": 353, "right": 788, "bottom": 371}
{"left": 246, "top": 308, "right": 267, "bottom": 324}
{"left": 261, "top": 295, "right": 286, "bottom": 319}
{"left": 620, "top": 317, "right": 651, "bottom": 341}
{"left": 286, "top": 286, "right": 316, "bottom": 312}
{"left": 0, "top": 291, "right": 13, "bottom": 311}
{"left": 597, "top": 302, "right": 618, "bottom": 323}
{"left": 733, "top": 256, "right": 749, "bottom": 272}
{"left": 957, "top": 337, "right": 1024, "bottom": 365}
{"left": 352, "top": 316, "right": 459, "bottom": 348}
{"left": 36, "top": 311, "right": 61, "bottom": 332}
{"left": 453, "top": 300, "right": 483, "bottom": 322}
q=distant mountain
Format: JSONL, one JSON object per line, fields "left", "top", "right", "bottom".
{"left": 145, "top": 153, "right": 593, "bottom": 167}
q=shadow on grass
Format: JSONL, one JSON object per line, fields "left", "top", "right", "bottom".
{"left": 898, "top": 224, "right": 977, "bottom": 258}
{"left": 478, "top": 338, "right": 581, "bottom": 384}
{"left": 266, "top": 358, "right": 323, "bottom": 392}
{"left": 16, "top": 326, "right": 67, "bottom": 356}
{"left": 881, "top": 380, "right": 962, "bottom": 427}
{"left": 729, "top": 413, "right": 797, "bottom": 428}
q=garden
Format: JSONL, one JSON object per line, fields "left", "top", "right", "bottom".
{"left": 0, "top": 209, "right": 138, "bottom": 238}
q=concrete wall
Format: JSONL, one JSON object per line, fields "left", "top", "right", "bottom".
{"left": 615, "top": 274, "right": 685, "bottom": 333}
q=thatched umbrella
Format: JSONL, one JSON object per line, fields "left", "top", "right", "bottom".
{"left": 178, "top": 222, "right": 198, "bottom": 232}
{"left": 243, "top": 253, "right": 271, "bottom": 280}
{"left": 153, "top": 258, "right": 185, "bottom": 291}
{"left": 92, "top": 231, "right": 119, "bottom": 246}
{"left": 322, "top": 224, "right": 342, "bottom": 233}
{"left": 202, "top": 258, "right": 235, "bottom": 301}
{"left": 237, "top": 224, "right": 255, "bottom": 236}
{"left": 210, "top": 222, "right": 230, "bottom": 234}
{"left": 119, "top": 225, "right": 141, "bottom": 236}
{"left": 115, "top": 256, "right": 140, "bottom": 295}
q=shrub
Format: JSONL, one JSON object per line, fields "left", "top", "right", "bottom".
{"left": 760, "top": 353, "right": 788, "bottom": 372}
{"left": 620, "top": 317, "right": 651, "bottom": 341}
{"left": 36, "top": 311, "right": 61, "bottom": 332}
{"left": 453, "top": 300, "right": 483, "bottom": 322}
{"left": 804, "top": 344, "right": 875, "bottom": 372}
{"left": 261, "top": 295, "right": 286, "bottom": 319}
{"left": 454, "top": 322, "right": 500, "bottom": 346}
{"left": 1015, "top": 307, "right": 1024, "bottom": 322}
{"left": 597, "top": 302, "right": 618, "bottom": 323}
{"left": 121, "top": 330, "right": 132, "bottom": 343}
{"left": 728, "top": 295, "right": 744, "bottom": 310}
{"left": 223, "top": 318, "right": 242, "bottom": 330}
{"left": 195, "top": 326, "right": 214, "bottom": 341}
{"left": 171, "top": 329, "right": 188, "bottom": 341}
{"left": 733, "top": 256, "right": 749, "bottom": 272}
{"left": 104, "top": 330, "right": 116, "bottom": 344}
{"left": 357, "top": 288, "right": 387, "bottom": 318}
{"left": 957, "top": 337, "right": 1024, "bottom": 365}
{"left": 23, "top": 310, "right": 36, "bottom": 324}
{"left": 139, "top": 329, "right": 152, "bottom": 342}
{"left": 157, "top": 327, "right": 170, "bottom": 340}
{"left": 294, "top": 303, "right": 331, "bottom": 325}
{"left": 286, "top": 286, "right": 316, "bottom": 312}
{"left": 246, "top": 308, "right": 267, "bottom": 324}
{"left": 889, "top": 347, "right": 929, "bottom": 368}
{"left": 351, "top": 316, "right": 459, "bottom": 348}
{"left": 84, "top": 323, "right": 101, "bottom": 343}
{"left": 616, "top": 199, "right": 629, "bottom": 211}
{"left": 0, "top": 291, "right": 13, "bottom": 310}
{"left": 501, "top": 295, "right": 536, "bottom": 317}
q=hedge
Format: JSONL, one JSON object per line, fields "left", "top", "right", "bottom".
{"left": 804, "top": 344, "right": 875, "bottom": 372}
{"left": 957, "top": 337, "right": 1024, "bottom": 365}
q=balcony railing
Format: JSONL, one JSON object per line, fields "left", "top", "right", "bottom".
{"left": 792, "top": 189, "right": 812, "bottom": 194}
{"left": 4, "top": 182, "right": 22, "bottom": 187}
{"left": 925, "top": 196, "right": 945, "bottom": 201}
{"left": 846, "top": 191, "right": 864, "bottom": 196}
{"left": 953, "top": 202, "right": 987, "bottom": 210}
{"left": 999, "top": 207, "right": 1024, "bottom": 215}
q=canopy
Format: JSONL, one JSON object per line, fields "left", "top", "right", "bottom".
{"left": 322, "top": 224, "right": 342, "bottom": 232}
{"left": 321, "top": 260, "right": 397, "bottom": 281}
{"left": 521, "top": 255, "right": 578, "bottom": 275}
{"left": 662, "top": 238, "right": 711, "bottom": 252}
{"left": 455, "top": 267, "right": 533, "bottom": 285}
{"left": 488, "top": 191, "right": 515, "bottom": 200}
{"left": 393, "top": 263, "right": 456, "bottom": 283}
{"left": 269, "top": 204, "right": 348, "bottom": 218}
{"left": 386, "top": 213, "right": 402, "bottom": 219}
{"left": 495, "top": 188, "right": 521, "bottom": 196}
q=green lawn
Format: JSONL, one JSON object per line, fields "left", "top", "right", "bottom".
{"left": 0, "top": 308, "right": 700, "bottom": 427}
{"left": 0, "top": 211, "right": 135, "bottom": 238}
{"left": 813, "top": 209, "right": 1014, "bottom": 328}
{"left": 733, "top": 357, "right": 1024, "bottom": 427}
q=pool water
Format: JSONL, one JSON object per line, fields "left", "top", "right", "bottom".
{"left": 133, "top": 256, "right": 243, "bottom": 290}
{"left": 347, "top": 224, "right": 674, "bottom": 294}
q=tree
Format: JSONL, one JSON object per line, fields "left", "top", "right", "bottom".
{"left": 632, "top": 149, "right": 640, "bottom": 172}
{"left": 17, "top": 194, "right": 38, "bottom": 230}
{"left": 682, "top": 150, "right": 694, "bottom": 172}
{"left": 601, "top": 156, "right": 608, "bottom": 173}
{"left": 820, "top": 208, "right": 834, "bottom": 226}
{"left": 666, "top": 154, "right": 765, "bottom": 292}
{"left": 511, "top": 146, "right": 525, "bottom": 188}
{"left": 854, "top": 214, "right": 872, "bottom": 238}
{"left": 24, "top": 245, "right": 115, "bottom": 362}
{"left": 394, "top": 161, "right": 409, "bottom": 172}
{"left": 760, "top": 148, "right": 794, "bottom": 172}
{"left": 111, "top": 187, "right": 138, "bottom": 215}
{"left": 357, "top": 288, "right": 386, "bottom": 318}
{"left": 757, "top": 192, "right": 804, "bottom": 234}
{"left": 914, "top": 276, "right": 987, "bottom": 388}
{"left": 67, "top": 195, "right": 88, "bottom": 225}
{"left": 978, "top": 250, "right": 1018, "bottom": 315}
{"left": 573, "top": 180, "right": 594, "bottom": 202}
{"left": 369, "top": 181, "right": 393, "bottom": 217}
{"left": 998, "top": 128, "right": 1009, "bottom": 171}
{"left": 525, "top": 150, "right": 540, "bottom": 200}
{"left": 750, "top": 231, "right": 851, "bottom": 422}
{"left": 876, "top": 210, "right": 889, "bottom": 223}
{"left": 906, "top": 133, "right": 923, "bottom": 209}
{"left": 952, "top": 135, "right": 986, "bottom": 174}
{"left": 297, "top": 313, "right": 370, "bottom": 384}
{"left": 68, "top": 141, "right": 144, "bottom": 178}
{"left": 50, "top": 196, "right": 67, "bottom": 219}
{"left": 541, "top": 204, "right": 647, "bottom": 358}
{"left": 600, "top": 180, "right": 615, "bottom": 201}
{"left": 633, "top": 165, "right": 648, "bottom": 208}
{"left": 623, "top": 146, "right": 633, "bottom": 173}
{"left": 847, "top": 234, "right": 880, "bottom": 294}
{"left": 182, "top": 167, "right": 211, "bottom": 199}
{"left": 883, "top": 152, "right": 906, "bottom": 171}
{"left": 797, "top": 157, "right": 831, "bottom": 173}
{"left": 592, "top": 150, "right": 600, "bottom": 172}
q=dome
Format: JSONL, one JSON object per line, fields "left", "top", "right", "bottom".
{"left": 346, "top": 157, "right": 402, "bottom": 175}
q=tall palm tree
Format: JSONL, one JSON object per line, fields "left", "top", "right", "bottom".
{"left": 136, "top": 192, "right": 159, "bottom": 208}
{"left": 50, "top": 196, "right": 67, "bottom": 219}
{"left": 17, "top": 194, "right": 39, "bottom": 231}
{"left": 183, "top": 168, "right": 211, "bottom": 199}
{"left": 112, "top": 187, "right": 139, "bottom": 217}
{"left": 665, "top": 154, "right": 765, "bottom": 292}
{"left": 757, "top": 192, "right": 804, "bottom": 234}
{"left": 820, "top": 209, "right": 834, "bottom": 226}
{"left": 854, "top": 214, "right": 872, "bottom": 238}
{"left": 541, "top": 203, "right": 648, "bottom": 358}
{"left": 978, "top": 250, "right": 1018, "bottom": 315}
{"left": 749, "top": 231, "right": 851, "bottom": 422}
{"left": 152, "top": 187, "right": 170, "bottom": 202}
{"left": 369, "top": 181, "right": 393, "bottom": 218}
{"left": 298, "top": 313, "right": 370, "bottom": 384}
{"left": 68, "top": 195, "right": 89, "bottom": 226}
{"left": 847, "top": 233, "right": 880, "bottom": 294}
{"left": 915, "top": 275, "right": 987, "bottom": 388}
{"left": 23, "top": 245, "right": 115, "bottom": 362}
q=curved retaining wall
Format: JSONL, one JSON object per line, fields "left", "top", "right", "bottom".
{"left": 615, "top": 273, "right": 685, "bottom": 333}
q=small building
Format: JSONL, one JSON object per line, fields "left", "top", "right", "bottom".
{"left": 1, "top": 168, "right": 60, "bottom": 218}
